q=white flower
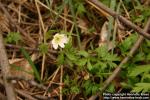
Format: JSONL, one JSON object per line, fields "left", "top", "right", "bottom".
{"left": 52, "top": 33, "right": 69, "bottom": 49}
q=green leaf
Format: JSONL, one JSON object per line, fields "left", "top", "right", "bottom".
{"left": 39, "top": 43, "right": 48, "bottom": 54}
{"left": 133, "top": 52, "right": 145, "bottom": 62}
{"left": 83, "top": 80, "right": 92, "bottom": 95}
{"left": 5, "top": 32, "right": 21, "bottom": 43}
{"left": 95, "top": 45, "right": 108, "bottom": 58}
{"left": 119, "top": 34, "right": 138, "bottom": 53}
{"left": 99, "top": 62, "right": 107, "bottom": 70}
{"left": 76, "top": 58, "right": 87, "bottom": 66}
{"left": 57, "top": 52, "right": 64, "bottom": 65}
{"left": 107, "top": 83, "right": 115, "bottom": 93}
{"left": 77, "top": 3, "right": 86, "bottom": 15}
{"left": 132, "top": 83, "right": 150, "bottom": 92}
{"left": 91, "top": 84, "right": 99, "bottom": 94}
{"left": 64, "top": 75, "right": 70, "bottom": 85}
{"left": 65, "top": 52, "right": 77, "bottom": 61}
{"left": 146, "top": 53, "right": 150, "bottom": 60}
{"left": 83, "top": 80, "right": 99, "bottom": 95}
{"left": 65, "top": 58, "right": 74, "bottom": 67}
{"left": 77, "top": 50, "right": 89, "bottom": 57}
{"left": 131, "top": 86, "right": 143, "bottom": 92}
{"left": 44, "top": 30, "right": 55, "bottom": 41}
{"left": 146, "top": 39, "right": 150, "bottom": 47}
{"left": 129, "top": 64, "right": 150, "bottom": 77}
{"left": 70, "top": 86, "right": 80, "bottom": 94}
{"left": 107, "top": 62, "right": 117, "bottom": 68}
{"left": 144, "top": 73, "right": 150, "bottom": 79}
{"left": 134, "top": 15, "right": 144, "bottom": 23}
{"left": 20, "top": 48, "right": 41, "bottom": 82}
{"left": 87, "top": 60, "right": 93, "bottom": 71}
{"left": 103, "top": 53, "right": 120, "bottom": 61}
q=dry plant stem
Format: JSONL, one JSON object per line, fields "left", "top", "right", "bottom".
{"left": 6, "top": 44, "right": 39, "bottom": 51}
{"left": 0, "top": 78, "right": 42, "bottom": 100}
{"left": 36, "top": 0, "right": 97, "bottom": 35}
{"left": 0, "top": 33, "right": 16, "bottom": 100}
{"left": 6, "top": 76, "right": 47, "bottom": 90}
{"left": 35, "top": 0, "right": 45, "bottom": 33}
{"left": 6, "top": 44, "right": 57, "bottom": 53}
{"left": 34, "top": 95, "right": 49, "bottom": 100}
{"left": 86, "top": 0, "right": 150, "bottom": 40}
{"left": 88, "top": 18, "right": 150, "bottom": 100}
{"left": 44, "top": 66, "right": 60, "bottom": 96}
{"left": 64, "top": 5, "right": 68, "bottom": 31}
{"left": 0, "top": 3, "right": 36, "bottom": 45}
{"left": 0, "top": 92, "right": 7, "bottom": 100}
{"left": 15, "top": 89, "right": 38, "bottom": 100}
{"left": 119, "top": 0, "right": 130, "bottom": 19}
{"left": 35, "top": 0, "right": 47, "bottom": 80}
{"left": 41, "top": 54, "right": 46, "bottom": 79}
{"left": 18, "top": 5, "right": 21, "bottom": 23}
{"left": 60, "top": 65, "right": 63, "bottom": 100}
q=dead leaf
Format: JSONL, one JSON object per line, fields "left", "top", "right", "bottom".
{"left": 99, "top": 21, "right": 109, "bottom": 46}
{"left": 99, "top": 21, "right": 115, "bottom": 50}
{"left": 9, "top": 53, "right": 38, "bottom": 80}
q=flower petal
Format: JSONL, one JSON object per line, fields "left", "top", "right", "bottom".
{"left": 53, "top": 43, "right": 58, "bottom": 49}
{"left": 54, "top": 33, "right": 59, "bottom": 38}
{"left": 62, "top": 35, "right": 69, "bottom": 44}
{"left": 52, "top": 39, "right": 59, "bottom": 49}
{"left": 59, "top": 42, "right": 65, "bottom": 48}
{"left": 51, "top": 39, "right": 55, "bottom": 45}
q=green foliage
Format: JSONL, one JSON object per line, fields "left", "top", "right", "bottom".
{"left": 77, "top": 58, "right": 87, "bottom": 66}
{"left": 82, "top": 80, "right": 99, "bottom": 96}
{"left": 119, "top": 34, "right": 150, "bottom": 92}
{"left": 63, "top": 75, "right": 80, "bottom": 94}
{"left": 119, "top": 34, "right": 138, "bottom": 54}
{"left": 5, "top": 32, "right": 21, "bottom": 44}
{"left": 107, "top": 83, "right": 115, "bottom": 93}
{"left": 129, "top": 64, "right": 150, "bottom": 77}
{"left": 132, "top": 5, "right": 150, "bottom": 23}
{"left": 39, "top": 43, "right": 49, "bottom": 54}
{"left": 75, "top": 2, "right": 86, "bottom": 15}
{"left": 60, "top": 43, "right": 120, "bottom": 95}
{"left": 44, "top": 30, "right": 57, "bottom": 41}
{"left": 70, "top": 86, "right": 80, "bottom": 94}
{"left": 132, "top": 83, "right": 150, "bottom": 92}
{"left": 132, "top": 52, "right": 145, "bottom": 63}
{"left": 77, "top": 50, "right": 89, "bottom": 57}
{"left": 57, "top": 52, "right": 65, "bottom": 65}
{"left": 128, "top": 64, "right": 150, "bottom": 92}
{"left": 126, "top": 0, "right": 150, "bottom": 26}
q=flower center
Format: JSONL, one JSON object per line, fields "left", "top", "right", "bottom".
{"left": 55, "top": 36, "right": 61, "bottom": 43}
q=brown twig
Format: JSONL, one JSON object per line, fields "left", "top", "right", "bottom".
{"left": 0, "top": 32, "right": 16, "bottom": 100}
{"left": 0, "top": 78, "right": 45, "bottom": 100}
{"left": 4, "top": 78, "right": 57, "bottom": 99}
{"left": 6, "top": 76, "right": 47, "bottom": 90}
{"left": 86, "top": 0, "right": 150, "bottom": 40}
{"left": 0, "top": 2, "right": 36, "bottom": 47}
{"left": 16, "top": 89, "right": 38, "bottom": 100}
{"left": 6, "top": 44, "right": 57, "bottom": 53}
{"left": 0, "top": 92, "right": 7, "bottom": 100}
{"left": 88, "top": 18, "right": 150, "bottom": 100}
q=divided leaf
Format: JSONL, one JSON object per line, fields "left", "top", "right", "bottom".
{"left": 129, "top": 64, "right": 150, "bottom": 77}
